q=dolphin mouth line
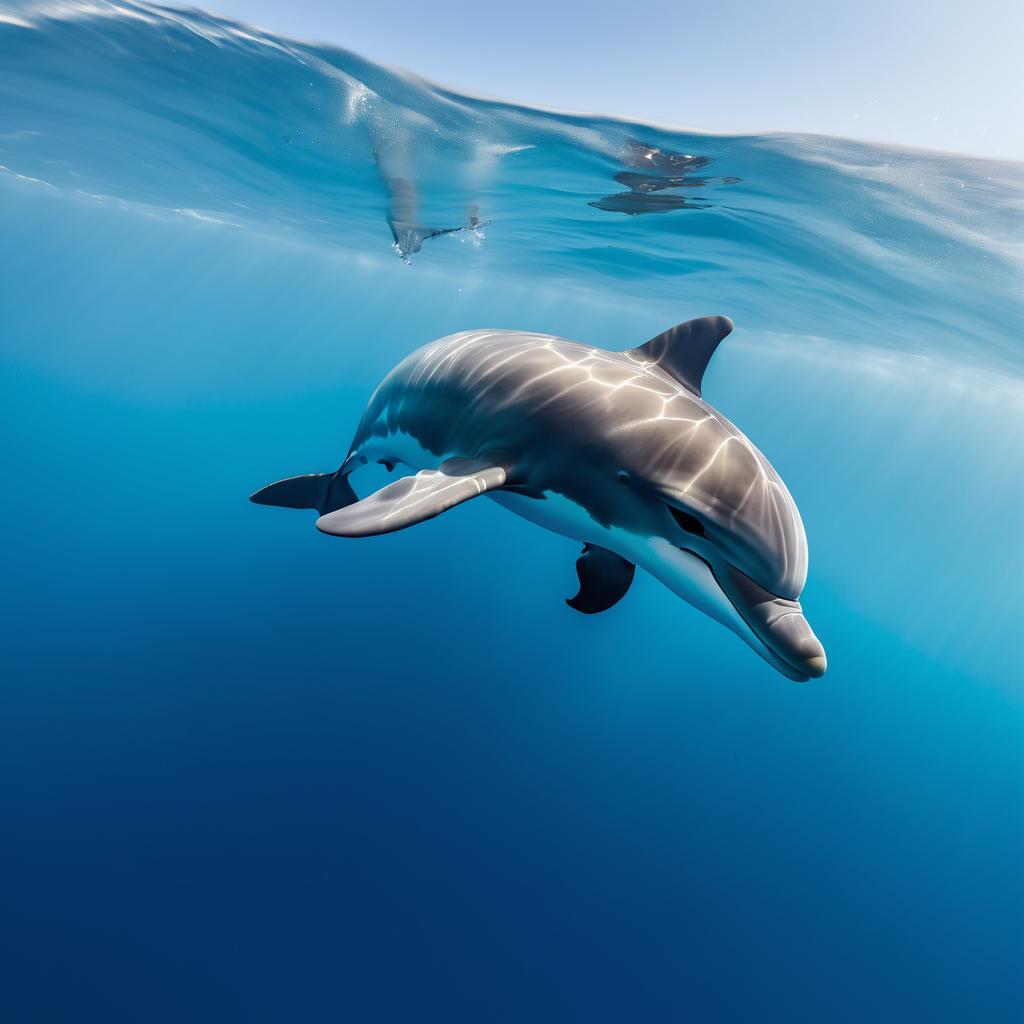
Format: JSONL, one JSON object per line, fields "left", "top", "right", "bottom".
{"left": 677, "top": 546, "right": 826, "bottom": 681}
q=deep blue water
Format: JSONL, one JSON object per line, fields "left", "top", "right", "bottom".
{"left": 2, "top": 3, "right": 1024, "bottom": 1021}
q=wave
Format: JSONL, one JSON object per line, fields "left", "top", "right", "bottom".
{"left": 1, "top": 0, "right": 1022, "bottom": 374}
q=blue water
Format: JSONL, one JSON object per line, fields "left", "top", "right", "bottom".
{"left": 2, "top": 2, "right": 1024, "bottom": 1020}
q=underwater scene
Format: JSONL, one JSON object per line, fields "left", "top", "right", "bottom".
{"left": 2, "top": 1, "right": 1023, "bottom": 1020}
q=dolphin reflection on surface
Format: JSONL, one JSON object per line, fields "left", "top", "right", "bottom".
{"left": 591, "top": 140, "right": 742, "bottom": 215}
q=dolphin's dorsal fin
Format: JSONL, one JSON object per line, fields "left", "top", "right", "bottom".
{"left": 315, "top": 457, "right": 507, "bottom": 537}
{"left": 626, "top": 315, "right": 733, "bottom": 396}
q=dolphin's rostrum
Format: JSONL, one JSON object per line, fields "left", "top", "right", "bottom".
{"left": 252, "top": 318, "right": 826, "bottom": 681}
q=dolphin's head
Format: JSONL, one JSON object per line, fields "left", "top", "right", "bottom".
{"left": 621, "top": 403, "right": 826, "bottom": 681}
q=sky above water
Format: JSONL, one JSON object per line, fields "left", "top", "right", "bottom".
{"left": 209, "top": 0, "right": 1023, "bottom": 160}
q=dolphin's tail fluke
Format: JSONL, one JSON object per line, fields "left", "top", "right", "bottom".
{"left": 250, "top": 470, "right": 356, "bottom": 516}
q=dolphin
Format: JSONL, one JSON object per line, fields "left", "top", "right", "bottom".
{"left": 251, "top": 317, "right": 827, "bottom": 681}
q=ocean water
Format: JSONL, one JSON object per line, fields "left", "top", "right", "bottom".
{"left": 2, "top": 2, "right": 1024, "bottom": 1020}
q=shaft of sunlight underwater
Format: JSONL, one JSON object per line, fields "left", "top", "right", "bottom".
{"left": 1, "top": 2, "right": 1023, "bottom": 1021}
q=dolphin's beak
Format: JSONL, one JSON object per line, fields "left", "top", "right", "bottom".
{"left": 743, "top": 598, "right": 827, "bottom": 680}
{"left": 719, "top": 564, "right": 827, "bottom": 681}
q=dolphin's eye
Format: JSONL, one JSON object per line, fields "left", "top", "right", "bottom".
{"left": 669, "top": 505, "right": 706, "bottom": 538}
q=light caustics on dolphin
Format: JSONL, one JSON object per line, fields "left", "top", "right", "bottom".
{"left": 251, "top": 317, "right": 826, "bottom": 681}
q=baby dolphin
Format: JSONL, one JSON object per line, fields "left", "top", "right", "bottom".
{"left": 252, "top": 318, "right": 827, "bottom": 681}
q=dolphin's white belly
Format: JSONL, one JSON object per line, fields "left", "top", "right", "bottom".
{"left": 490, "top": 489, "right": 624, "bottom": 552}
{"left": 494, "top": 489, "right": 752, "bottom": 638}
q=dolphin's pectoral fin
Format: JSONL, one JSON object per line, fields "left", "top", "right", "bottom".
{"left": 566, "top": 544, "right": 636, "bottom": 614}
{"left": 315, "top": 457, "right": 507, "bottom": 537}
{"left": 625, "top": 315, "right": 733, "bottom": 396}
